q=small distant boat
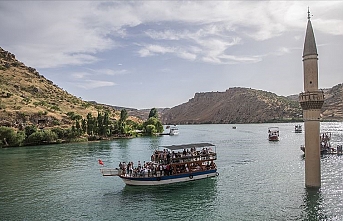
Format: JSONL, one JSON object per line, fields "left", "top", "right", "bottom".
{"left": 268, "top": 127, "right": 279, "bottom": 141}
{"left": 300, "top": 132, "right": 343, "bottom": 155}
{"left": 159, "top": 125, "right": 179, "bottom": 136}
{"left": 100, "top": 143, "right": 218, "bottom": 186}
{"left": 295, "top": 125, "right": 302, "bottom": 133}
{"left": 169, "top": 126, "right": 179, "bottom": 136}
{"left": 232, "top": 126, "right": 236, "bottom": 129}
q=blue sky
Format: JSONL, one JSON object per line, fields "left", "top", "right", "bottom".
{"left": 1, "top": 1, "right": 343, "bottom": 109}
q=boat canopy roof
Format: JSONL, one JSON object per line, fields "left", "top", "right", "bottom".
{"left": 160, "top": 142, "right": 215, "bottom": 151}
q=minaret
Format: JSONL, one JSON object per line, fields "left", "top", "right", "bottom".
{"left": 299, "top": 8, "right": 324, "bottom": 188}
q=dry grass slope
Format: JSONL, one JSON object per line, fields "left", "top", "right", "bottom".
{"left": 0, "top": 47, "right": 122, "bottom": 128}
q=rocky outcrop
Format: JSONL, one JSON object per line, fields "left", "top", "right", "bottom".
{"left": 159, "top": 85, "right": 343, "bottom": 124}
{"left": 322, "top": 83, "right": 343, "bottom": 120}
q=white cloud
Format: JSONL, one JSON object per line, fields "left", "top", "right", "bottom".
{"left": 74, "top": 80, "right": 116, "bottom": 90}
{"left": 87, "top": 68, "right": 129, "bottom": 76}
{"left": 71, "top": 72, "right": 89, "bottom": 79}
{"left": 276, "top": 47, "right": 291, "bottom": 56}
{"left": 178, "top": 51, "right": 197, "bottom": 61}
{"left": 202, "top": 54, "right": 261, "bottom": 65}
{"left": 138, "top": 44, "right": 175, "bottom": 57}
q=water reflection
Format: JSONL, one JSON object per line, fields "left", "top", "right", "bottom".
{"left": 102, "top": 178, "right": 218, "bottom": 220}
{"left": 115, "top": 138, "right": 131, "bottom": 149}
{"left": 120, "top": 177, "right": 217, "bottom": 197}
{"left": 301, "top": 188, "right": 327, "bottom": 220}
{"left": 148, "top": 136, "right": 162, "bottom": 151}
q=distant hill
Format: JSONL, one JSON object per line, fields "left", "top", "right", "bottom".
{"left": 159, "top": 87, "right": 302, "bottom": 124}
{"left": 159, "top": 85, "right": 343, "bottom": 124}
{"left": 0, "top": 47, "right": 133, "bottom": 128}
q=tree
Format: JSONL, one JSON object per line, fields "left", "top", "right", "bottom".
{"left": 145, "top": 124, "right": 156, "bottom": 134}
{"left": 142, "top": 117, "right": 163, "bottom": 135}
{"left": 86, "top": 113, "right": 96, "bottom": 136}
{"left": 51, "top": 127, "right": 65, "bottom": 139}
{"left": 97, "top": 111, "right": 104, "bottom": 135}
{"left": 26, "top": 130, "right": 58, "bottom": 145}
{"left": 81, "top": 119, "right": 87, "bottom": 134}
{"left": 119, "top": 109, "right": 128, "bottom": 134}
{"left": 0, "top": 126, "right": 25, "bottom": 147}
{"left": 24, "top": 125, "right": 37, "bottom": 138}
{"left": 103, "top": 111, "right": 110, "bottom": 136}
{"left": 119, "top": 109, "right": 128, "bottom": 123}
{"left": 148, "top": 108, "right": 158, "bottom": 119}
{"left": 75, "top": 120, "right": 82, "bottom": 136}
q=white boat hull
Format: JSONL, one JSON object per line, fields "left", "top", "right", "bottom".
{"left": 119, "top": 169, "right": 217, "bottom": 186}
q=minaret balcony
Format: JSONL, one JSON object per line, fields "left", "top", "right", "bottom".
{"left": 299, "top": 91, "right": 324, "bottom": 110}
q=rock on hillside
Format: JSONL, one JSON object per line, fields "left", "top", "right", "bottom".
{"left": 160, "top": 87, "right": 302, "bottom": 124}
{"left": 0, "top": 47, "right": 121, "bottom": 128}
{"left": 322, "top": 83, "right": 343, "bottom": 121}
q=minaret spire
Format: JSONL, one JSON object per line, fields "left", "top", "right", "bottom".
{"left": 303, "top": 8, "right": 317, "bottom": 59}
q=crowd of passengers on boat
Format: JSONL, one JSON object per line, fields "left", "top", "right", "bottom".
{"left": 118, "top": 147, "right": 216, "bottom": 178}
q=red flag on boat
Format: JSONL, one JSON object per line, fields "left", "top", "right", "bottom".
{"left": 98, "top": 159, "right": 104, "bottom": 166}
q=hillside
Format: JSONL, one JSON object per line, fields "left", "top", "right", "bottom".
{"left": 0, "top": 47, "right": 126, "bottom": 128}
{"left": 160, "top": 88, "right": 302, "bottom": 124}
{"left": 160, "top": 85, "right": 343, "bottom": 125}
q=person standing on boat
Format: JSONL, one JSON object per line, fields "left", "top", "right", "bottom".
{"left": 159, "top": 164, "right": 163, "bottom": 176}
{"left": 167, "top": 152, "right": 171, "bottom": 164}
{"left": 122, "top": 162, "right": 126, "bottom": 175}
{"left": 126, "top": 162, "right": 131, "bottom": 175}
{"left": 138, "top": 161, "right": 141, "bottom": 170}
{"left": 129, "top": 162, "right": 133, "bottom": 177}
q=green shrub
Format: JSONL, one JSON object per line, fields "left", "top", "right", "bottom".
{"left": 50, "top": 105, "right": 60, "bottom": 111}
{"left": 52, "top": 120, "right": 60, "bottom": 126}
{"left": 0, "top": 127, "right": 25, "bottom": 147}
{"left": 26, "top": 130, "right": 57, "bottom": 145}
{"left": 24, "top": 125, "right": 37, "bottom": 138}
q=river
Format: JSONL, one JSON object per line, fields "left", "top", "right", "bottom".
{"left": 1, "top": 122, "right": 343, "bottom": 220}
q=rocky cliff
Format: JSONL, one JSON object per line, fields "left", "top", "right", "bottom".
{"left": 321, "top": 83, "right": 343, "bottom": 120}
{"left": 160, "top": 85, "right": 343, "bottom": 124}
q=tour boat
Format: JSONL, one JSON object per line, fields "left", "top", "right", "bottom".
{"left": 159, "top": 125, "right": 179, "bottom": 136}
{"left": 268, "top": 127, "right": 279, "bottom": 141}
{"left": 100, "top": 142, "right": 218, "bottom": 186}
{"left": 295, "top": 125, "right": 302, "bottom": 133}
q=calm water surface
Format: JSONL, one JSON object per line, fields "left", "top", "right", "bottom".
{"left": 1, "top": 123, "right": 343, "bottom": 220}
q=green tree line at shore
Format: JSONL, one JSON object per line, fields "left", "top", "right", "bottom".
{"left": 0, "top": 108, "right": 164, "bottom": 148}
